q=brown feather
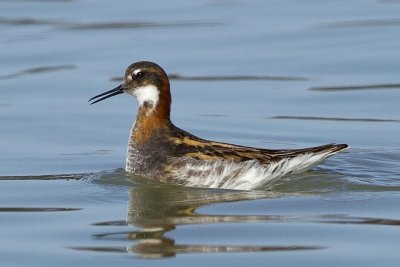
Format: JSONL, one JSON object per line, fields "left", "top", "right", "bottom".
{"left": 167, "top": 132, "right": 347, "bottom": 164}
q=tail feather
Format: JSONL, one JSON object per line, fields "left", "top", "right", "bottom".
{"left": 310, "top": 143, "right": 348, "bottom": 155}
{"left": 286, "top": 143, "right": 348, "bottom": 173}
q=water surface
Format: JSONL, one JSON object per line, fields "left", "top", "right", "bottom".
{"left": 1, "top": 0, "right": 400, "bottom": 266}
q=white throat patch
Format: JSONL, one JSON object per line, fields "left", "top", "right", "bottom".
{"left": 132, "top": 85, "right": 159, "bottom": 110}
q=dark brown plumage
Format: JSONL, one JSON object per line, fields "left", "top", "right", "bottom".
{"left": 89, "top": 61, "right": 348, "bottom": 189}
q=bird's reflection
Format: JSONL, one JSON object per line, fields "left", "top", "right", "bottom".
{"left": 124, "top": 184, "right": 296, "bottom": 258}
{"left": 73, "top": 180, "right": 324, "bottom": 258}
{"left": 69, "top": 172, "right": 400, "bottom": 258}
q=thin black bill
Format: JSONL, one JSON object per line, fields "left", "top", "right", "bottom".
{"left": 89, "top": 85, "right": 124, "bottom": 105}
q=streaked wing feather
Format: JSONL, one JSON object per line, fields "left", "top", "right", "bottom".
{"left": 169, "top": 134, "right": 347, "bottom": 164}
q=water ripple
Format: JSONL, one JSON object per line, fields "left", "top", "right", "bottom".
{"left": 0, "top": 65, "right": 76, "bottom": 80}
{"left": 0, "top": 207, "right": 81, "bottom": 212}
{"left": 0, "top": 172, "right": 95, "bottom": 181}
{"left": 66, "top": 20, "right": 219, "bottom": 30}
{"left": 271, "top": 116, "right": 400, "bottom": 123}
{"left": 310, "top": 83, "right": 400, "bottom": 92}
{"left": 0, "top": 17, "right": 65, "bottom": 26}
{"left": 315, "top": 18, "right": 400, "bottom": 29}
{"left": 69, "top": 244, "right": 324, "bottom": 258}
{"left": 0, "top": 17, "right": 219, "bottom": 30}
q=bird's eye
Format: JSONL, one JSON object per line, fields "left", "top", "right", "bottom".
{"left": 135, "top": 71, "right": 144, "bottom": 79}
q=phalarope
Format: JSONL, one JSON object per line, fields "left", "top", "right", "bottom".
{"left": 89, "top": 61, "right": 347, "bottom": 190}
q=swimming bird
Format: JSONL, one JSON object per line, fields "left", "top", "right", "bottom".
{"left": 89, "top": 61, "right": 347, "bottom": 190}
